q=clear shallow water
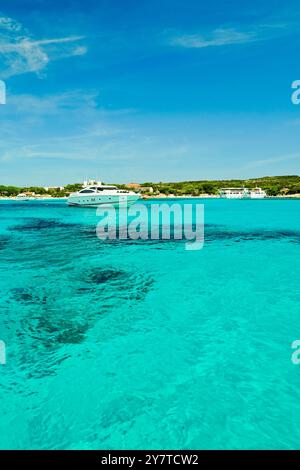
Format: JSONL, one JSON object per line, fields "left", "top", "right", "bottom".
{"left": 1, "top": 198, "right": 300, "bottom": 449}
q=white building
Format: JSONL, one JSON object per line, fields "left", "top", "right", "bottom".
{"left": 44, "top": 186, "right": 65, "bottom": 191}
{"left": 83, "top": 179, "right": 101, "bottom": 187}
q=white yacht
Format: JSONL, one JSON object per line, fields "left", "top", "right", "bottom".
{"left": 248, "top": 187, "right": 267, "bottom": 199}
{"left": 67, "top": 181, "right": 140, "bottom": 208}
{"left": 219, "top": 188, "right": 249, "bottom": 199}
{"left": 16, "top": 193, "right": 35, "bottom": 201}
{"left": 219, "top": 187, "right": 267, "bottom": 199}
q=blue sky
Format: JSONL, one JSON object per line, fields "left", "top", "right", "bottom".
{"left": 0, "top": 0, "right": 300, "bottom": 185}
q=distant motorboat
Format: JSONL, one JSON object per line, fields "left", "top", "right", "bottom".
{"left": 219, "top": 187, "right": 267, "bottom": 199}
{"left": 16, "top": 193, "right": 35, "bottom": 201}
{"left": 219, "top": 187, "right": 248, "bottom": 199}
{"left": 248, "top": 187, "right": 267, "bottom": 199}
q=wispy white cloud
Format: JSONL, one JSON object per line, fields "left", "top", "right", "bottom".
{"left": 168, "top": 23, "right": 287, "bottom": 49}
{"left": 32, "top": 36, "right": 85, "bottom": 46}
{"left": 0, "top": 88, "right": 191, "bottom": 178}
{"left": 70, "top": 45, "right": 88, "bottom": 56}
{"left": 170, "top": 28, "right": 255, "bottom": 48}
{"left": 242, "top": 153, "right": 300, "bottom": 170}
{"left": 8, "top": 90, "right": 99, "bottom": 115}
{"left": 0, "top": 16, "right": 22, "bottom": 33}
{"left": 0, "top": 14, "right": 87, "bottom": 78}
{"left": 0, "top": 88, "right": 139, "bottom": 166}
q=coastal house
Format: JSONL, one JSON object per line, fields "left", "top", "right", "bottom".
{"left": 83, "top": 179, "right": 101, "bottom": 187}
{"left": 126, "top": 183, "right": 141, "bottom": 189}
{"left": 44, "top": 186, "right": 64, "bottom": 191}
{"left": 140, "top": 186, "right": 154, "bottom": 193}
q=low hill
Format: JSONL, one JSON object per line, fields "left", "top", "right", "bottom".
{"left": 140, "top": 176, "right": 300, "bottom": 196}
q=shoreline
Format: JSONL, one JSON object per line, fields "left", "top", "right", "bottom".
{"left": 144, "top": 195, "right": 300, "bottom": 199}
{"left": 1, "top": 194, "right": 300, "bottom": 201}
{"left": 0, "top": 196, "right": 67, "bottom": 200}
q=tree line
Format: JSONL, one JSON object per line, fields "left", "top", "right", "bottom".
{"left": 1, "top": 176, "right": 300, "bottom": 197}
{"left": 140, "top": 176, "right": 300, "bottom": 196}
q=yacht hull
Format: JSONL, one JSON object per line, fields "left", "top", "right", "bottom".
{"left": 248, "top": 194, "right": 266, "bottom": 199}
{"left": 67, "top": 194, "right": 140, "bottom": 208}
{"left": 220, "top": 194, "right": 245, "bottom": 199}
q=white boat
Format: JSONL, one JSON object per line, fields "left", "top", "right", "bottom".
{"left": 219, "top": 188, "right": 249, "bottom": 199}
{"left": 248, "top": 187, "right": 267, "bottom": 199}
{"left": 67, "top": 182, "right": 140, "bottom": 208}
{"left": 16, "top": 193, "right": 35, "bottom": 201}
{"left": 219, "top": 187, "right": 267, "bottom": 199}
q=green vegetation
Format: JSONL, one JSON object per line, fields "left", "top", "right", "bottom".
{"left": 140, "top": 176, "right": 300, "bottom": 196}
{"left": 0, "top": 176, "right": 300, "bottom": 197}
{"left": 0, "top": 185, "right": 80, "bottom": 198}
{"left": 64, "top": 183, "right": 84, "bottom": 193}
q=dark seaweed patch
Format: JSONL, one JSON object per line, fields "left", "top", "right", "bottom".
{"left": 10, "top": 218, "right": 79, "bottom": 232}
{"left": 0, "top": 235, "right": 9, "bottom": 250}
{"left": 84, "top": 267, "right": 154, "bottom": 302}
{"left": 56, "top": 325, "right": 88, "bottom": 344}
{"left": 7, "top": 264, "right": 154, "bottom": 381}
{"left": 89, "top": 268, "right": 126, "bottom": 284}
{"left": 204, "top": 228, "right": 300, "bottom": 244}
{"left": 11, "top": 287, "right": 47, "bottom": 305}
{"left": 76, "top": 287, "right": 91, "bottom": 293}
{"left": 25, "top": 311, "right": 90, "bottom": 347}
{"left": 11, "top": 269, "right": 154, "bottom": 348}
{"left": 80, "top": 226, "right": 97, "bottom": 238}
{"left": 95, "top": 224, "right": 300, "bottom": 246}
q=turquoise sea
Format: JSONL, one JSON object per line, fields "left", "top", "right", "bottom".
{"left": 1, "top": 198, "right": 300, "bottom": 449}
